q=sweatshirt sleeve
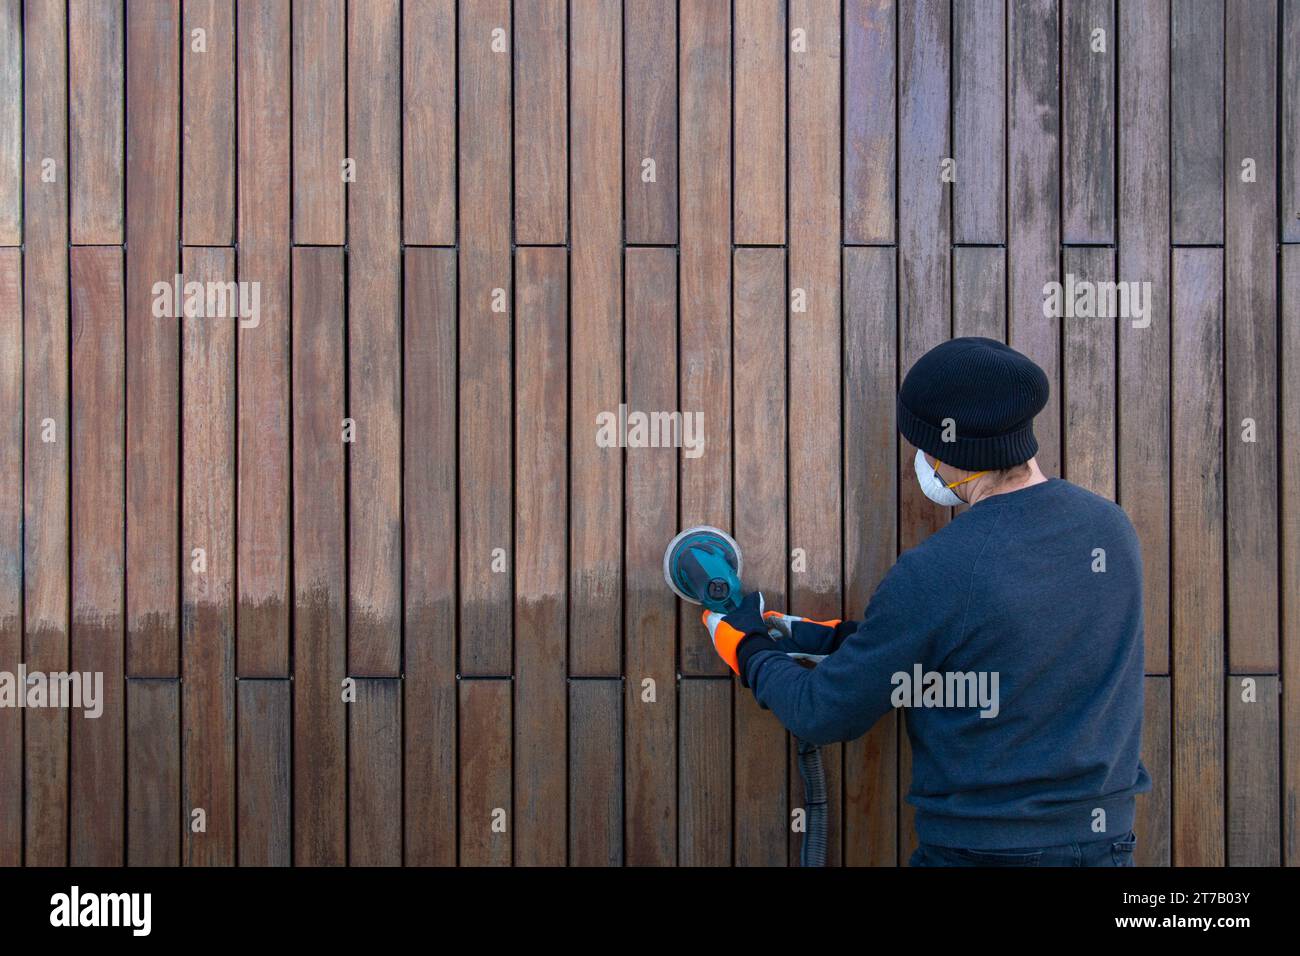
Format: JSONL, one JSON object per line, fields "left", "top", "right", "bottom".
{"left": 741, "top": 548, "right": 968, "bottom": 745}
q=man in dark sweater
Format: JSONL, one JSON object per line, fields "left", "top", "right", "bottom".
{"left": 705, "top": 337, "right": 1151, "bottom": 866}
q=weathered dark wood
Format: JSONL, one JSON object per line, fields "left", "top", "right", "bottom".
{"left": 624, "top": 0, "right": 676, "bottom": 243}
{"left": 1062, "top": 246, "right": 1116, "bottom": 499}
{"left": 1172, "top": 0, "right": 1224, "bottom": 245}
{"left": 126, "top": 0, "right": 180, "bottom": 677}
{"left": 69, "top": 0, "right": 124, "bottom": 244}
{"left": 349, "top": 678, "right": 402, "bottom": 866}
{"left": 1283, "top": 246, "right": 1300, "bottom": 865}
{"left": 293, "top": 0, "right": 345, "bottom": 244}
{"left": 513, "top": 246, "right": 568, "bottom": 866}
{"left": 569, "top": 0, "right": 622, "bottom": 676}
{"left": 734, "top": 0, "right": 785, "bottom": 245}
{"left": 1171, "top": 246, "right": 1225, "bottom": 866}
{"left": 458, "top": 0, "right": 514, "bottom": 676}
{"left": 1281, "top": 0, "right": 1299, "bottom": 242}
{"left": 733, "top": 248, "right": 787, "bottom": 866}
{"left": 0, "top": 250, "right": 19, "bottom": 864}
{"left": 1227, "top": 676, "right": 1280, "bottom": 865}
{"left": 679, "top": 679, "right": 731, "bottom": 865}
{"left": 1225, "top": 0, "right": 1278, "bottom": 673}
{"left": 403, "top": 247, "right": 458, "bottom": 866}
{"left": 404, "top": 0, "right": 456, "bottom": 244}
{"left": 843, "top": 247, "right": 898, "bottom": 866}
{"left": 623, "top": 247, "right": 678, "bottom": 866}
{"left": 1061, "top": 0, "right": 1115, "bottom": 244}
{"left": 459, "top": 678, "right": 513, "bottom": 866}
{"left": 514, "top": 0, "right": 567, "bottom": 244}
{"left": 292, "top": 246, "right": 347, "bottom": 866}
{"left": 953, "top": 0, "right": 1004, "bottom": 244}
{"left": 953, "top": 246, "right": 1005, "bottom": 341}
{"left": 182, "top": 0, "right": 234, "bottom": 244}
{"left": 126, "top": 679, "right": 181, "bottom": 866}
{"left": 237, "top": 679, "right": 291, "bottom": 866}
{"left": 844, "top": 0, "right": 894, "bottom": 244}
{"left": 23, "top": 0, "right": 70, "bottom": 866}
{"left": 570, "top": 679, "right": 623, "bottom": 865}
{"left": 69, "top": 246, "right": 125, "bottom": 866}
{"left": 0, "top": 0, "right": 18, "bottom": 244}
{"left": 1135, "top": 676, "right": 1171, "bottom": 865}
{"left": 180, "top": 245, "right": 236, "bottom": 868}
{"left": 349, "top": 0, "right": 402, "bottom": 675}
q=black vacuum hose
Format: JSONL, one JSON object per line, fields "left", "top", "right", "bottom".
{"left": 795, "top": 737, "right": 827, "bottom": 867}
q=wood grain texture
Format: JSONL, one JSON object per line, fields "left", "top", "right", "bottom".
{"left": 403, "top": 247, "right": 458, "bottom": 866}
{"left": 0, "top": 250, "right": 19, "bottom": 864}
{"left": 1171, "top": 246, "right": 1225, "bottom": 866}
{"left": 1226, "top": 676, "right": 1279, "bottom": 865}
{"left": 293, "top": 0, "right": 345, "bottom": 244}
{"left": 1062, "top": 246, "right": 1115, "bottom": 499}
{"left": 182, "top": 0, "right": 234, "bottom": 244}
{"left": 458, "top": 0, "right": 513, "bottom": 676}
{"left": 844, "top": 0, "right": 894, "bottom": 244}
{"left": 1061, "top": 0, "right": 1114, "bottom": 244}
{"left": 569, "top": 0, "right": 622, "bottom": 675}
{"left": 69, "top": 0, "right": 124, "bottom": 243}
{"left": 237, "top": 679, "right": 291, "bottom": 866}
{"left": 514, "top": 0, "right": 567, "bottom": 244}
{"left": 513, "top": 246, "right": 567, "bottom": 866}
{"left": 953, "top": 0, "right": 1004, "bottom": 243}
{"left": 624, "top": 0, "right": 676, "bottom": 244}
{"left": 1172, "top": 0, "right": 1224, "bottom": 245}
{"left": 126, "top": 0, "right": 180, "bottom": 676}
{"left": 1224, "top": 0, "right": 1278, "bottom": 673}
{"left": 459, "top": 678, "right": 512, "bottom": 866}
{"left": 349, "top": 678, "right": 402, "bottom": 866}
{"left": 0, "top": 0, "right": 18, "bottom": 245}
{"left": 1283, "top": 246, "right": 1300, "bottom": 865}
{"left": 623, "top": 248, "right": 678, "bottom": 866}
{"left": 1283, "top": 0, "right": 1299, "bottom": 242}
{"left": 953, "top": 246, "right": 1005, "bottom": 341}
{"left": 126, "top": 679, "right": 181, "bottom": 866}
{"left": 569, "top": 679, "right": 623, "bottom": 865}
{"left": 292, "top": 246, "right": 347, "bottom": 866}
{"left": 1135, "top": 676, "right": 1171, "bottom": 865}
{"left": 404, "top": 0, "right": 456, "bottom": 244}
{"left": 734, "top": 0, "right": 785, "bottom": 245}
{"left": 679, "top": 679, "right": 731, "bottom": 865}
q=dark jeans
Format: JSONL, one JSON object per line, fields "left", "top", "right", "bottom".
{"left": 909, "top": 831, "right": 1137, "bottom": 867}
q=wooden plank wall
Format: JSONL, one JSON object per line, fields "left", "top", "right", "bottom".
{"left": 0, "top": 0, "right": 1295, "bottom": 868}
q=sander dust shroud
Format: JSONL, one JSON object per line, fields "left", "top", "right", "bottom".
{"left": 663, "top": 526, "right": 829, "bottom": 868}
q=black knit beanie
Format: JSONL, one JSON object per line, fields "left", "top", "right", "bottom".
{"left": 897, "top": 337, "right": 1049, "bottom": 471}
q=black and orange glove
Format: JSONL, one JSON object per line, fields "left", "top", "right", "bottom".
{"left": 703, "top": 591, "right": 778, "bottom": 678}
{"left": 761, "top": 610, "right": 844, "bottom": 658}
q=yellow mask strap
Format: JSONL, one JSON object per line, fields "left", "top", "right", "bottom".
{"left": 934, "top": 459, "right": 988, "bottom": 490}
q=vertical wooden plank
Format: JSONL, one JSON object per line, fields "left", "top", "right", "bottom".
{"left": 1061, "top": 0, "right": 1114, "bottom": 244}
{"left": 734, "top": 0, "right": 785, "bottom": 245}
{"left": 1282, "top": 0, "right": 1299, "bottom": 242}
{"left": 623, "top": 247, "right": 678, "bottom": 866}
{"left": 404, "top": 0, "right": 456, "bottom": 245}
{"left": 0, "top": 250, "right": 19, "bottom": 864}
{"left": 404, "top": 247, "right": 458, "bottom": 866}
{"left": 678, "top": 0, "right": 730, "bottom": 675}
{"left": 293, "top": 0, "right": 345, "bottom": 245}
{"left": 953, "top": 0, "right": 1005, "bottom": 244}
{"left": 897, "top": 0, "right": 949, "bottom": 553}
{"left": 624, "top": 0, "right": 676, "bottom": 244}
{"left": 180, "top": 245, "right": 235, "bottom": 867}
{"left": 844, "top": 0, "right": 894, "bottom": 244}
{"left": 237, "top": 0, "right": 290, "bottom": 677}
{"left": 69, "top": 0, "right": 124, "bottom": 244}
{"left": 459, "top": 679, "right": 513, "bottom": 866}
{"left": 126, "top": 0, "right": 180, "bottom": 676}
{"left": 1008, "top": 0, "right": 1060, "bottom": 477}
{"left": 70, "top": 246, "right": 125, "bottom": 866}
{"left": 1118, "top": 0, "right": 1170, "bottom": 674}
{"left": 292, "top": 246, "right": 347, "bottom": 866}
{"left": 515, "top": 0, "right": 567, "bottom": 244}
{"left": 1171, "top": 246, "right": 1225, "bottom": 866}
{"left": 236, "top": 679, "right": 290, "bottom": 866}
{"left": 349, "top": 0, "right": 402, "bottom": 675}
{"left": 0, "top": 0, "right": 19, "bottom": 244}
{"left": 182, "top": 0, "right": 234, "bottom": 244}
{"left": 843, "top": 247, "right": 898, "bottom": 866}
{"left": 459, "top": 0, "right": 513, "bottom": 675}
{"left": 1227, "top": 676, "right": 1280, "bottom": 865}
{"left": 733, "top": 248, "right": 787, "bottom": 866}
{"left": 513, "top": 246, "right": 567, "bottom": 866}
{"left": 570, "top": 680, "right": 623, "bottom": 865}
{"left": 1225, "top": 0, "right": 1277, "bottom": 673}
{"left": 952, "top": 246, "right": 1005, "bottom": 341}
{"left": 126, "top": 679, "right": 180, "bottom": 866}
{"left": 1135, "top": 676, "right": 1171, "bottom": 865}
{"left": 679, "top": 680, "right": 730, "bottom": 865}
{"left": 349, "top": 678, "right": 402, "bottom": 866}
{"left": 1283, "top": 246, "right": 1300, "bottom": 865}
{"left": 569, "top": 0, "right": 622, "bottom": 675}
{"left": 23, "top": 0, "right": 69, "bottom": 867}
{"left": 1171, "top": 0, "right": 1224, "bottom": 245}
{"left": 1062, "top": 247, "right": 1116, "bottom": 499}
